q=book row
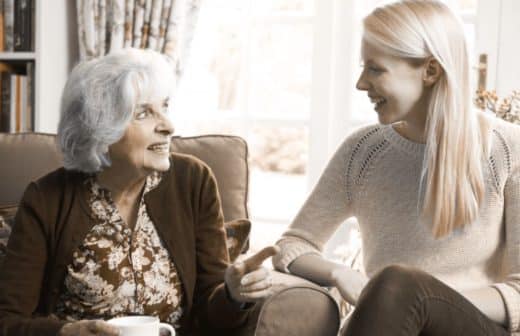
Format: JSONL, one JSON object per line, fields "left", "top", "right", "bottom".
{"left": 0, "top": 0, "right": 34, "bottom": 52}
{"left": 0, "top": 62, "right": 34, "bottom": 132}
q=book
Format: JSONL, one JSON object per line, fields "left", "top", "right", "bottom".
{"left": 0, "top": 72, "right": 10, "bottom": 132}
{"left": 9, "top": 74, "right": 16, "bottom": 132}
{"left": 25, "top": 62, "right": 32, "bottom": 131}
{"left": 0, "top": 62, "right": 14, "bottom": 132}
{"left": 0, "top": 0, "right": 4, "bottom": 51}
{"left": 3, "top": 0, "right": 14, "bottom": 51}
{"left": 14, "top": 0, "right": 32, "bottom": 51}
{"left": 19, "top": 75, "right": 27, "bottom": 131}
{"left": 13, "top": 0, "right": 21, "bottom": 50}
{"left": 29, "top": 0, "right": 34, "bottom": 51}
{"left": 10, "top": 74, "right": 21, "bottom": 132}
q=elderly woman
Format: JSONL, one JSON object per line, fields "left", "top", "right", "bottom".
{"left": 0, "top": 48, "right": 276, "bottom": 336}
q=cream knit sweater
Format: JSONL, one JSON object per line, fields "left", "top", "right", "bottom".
{"left": 273, "top": 115, "right": 520, "bottom": 334}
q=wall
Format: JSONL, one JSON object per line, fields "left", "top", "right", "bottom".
{"left": 496, "top": 0, "right": 520, "bottom": 95}
{"left": 36, "top": 0, "right": 78, "bottom": 133}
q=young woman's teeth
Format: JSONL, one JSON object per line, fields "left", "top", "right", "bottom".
{"left": 371, "top": 97, "right": 386, "bottom": 108}
{"left": 148, "top": 144, "right": 169, "bottom": 153}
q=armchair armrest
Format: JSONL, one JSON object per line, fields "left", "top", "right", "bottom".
{"left": 232, "top": 271, "right": 340, "bottom": 336}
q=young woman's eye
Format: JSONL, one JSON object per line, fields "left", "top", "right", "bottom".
{"left": 367, "top": 66, "right": 383, "bottom": 74}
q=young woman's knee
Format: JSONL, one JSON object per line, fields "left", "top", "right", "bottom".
{"left": 358, "top": 265, "right": 425, "bottom": 308}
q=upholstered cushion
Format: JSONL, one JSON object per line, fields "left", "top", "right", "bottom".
{"left": 171, "top": 135, "right": 249, "bottom": 221}
{"left": 255, "top": 286, "right": 340, "bottom": 336}
{"left": 0, "top": 133, "right": 62, "bottom": 206}
{"left": 0, "top": 206, "right": 16, "bottom": 264}
{"left": 225, "top": 219, "right": 251, "bottom": 262}
{"left": 226, "top": 272, "right": 341, "bottom": 336}
{"left": 0, "top": 133, "right": 249, "bottom": 222}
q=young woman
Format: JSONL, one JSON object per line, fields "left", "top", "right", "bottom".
{"left": 273, "top": 1, "right": 519, "bottom": 335}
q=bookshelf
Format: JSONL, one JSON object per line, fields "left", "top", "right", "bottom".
{"left": 0, "top": 0, "right": 35, "bottom": 133}
{"left": 0, "top": 0, "right": 75, "bottom": 134}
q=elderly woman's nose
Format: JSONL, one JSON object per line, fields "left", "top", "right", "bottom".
{"left": 156, "top": 115, "right": 174, "bottom": 136}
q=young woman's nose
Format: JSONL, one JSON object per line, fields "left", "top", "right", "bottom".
{"left": 356, "top": 70, "right": 370, "bottom": 91}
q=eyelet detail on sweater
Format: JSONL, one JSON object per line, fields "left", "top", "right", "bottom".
{"left": 355, "top": 140, "right": 391, "bottom": 184}
{"left": 488, "top": 155, "right": 501, "bottom": 193}
{"left": 345, "top": 126, "right": 383, "bottom": 202}
{"left": 486, "top": 129, "right": 513, "bottom": 194}
{"left": 492, "top": 129, "right": 512, "bottom": 174}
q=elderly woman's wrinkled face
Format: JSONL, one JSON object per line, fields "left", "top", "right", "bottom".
{"left": 109, "top": 96, "right": 174, "bottom": 175}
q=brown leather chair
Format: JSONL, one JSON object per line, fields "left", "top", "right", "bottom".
{"left": 0, "top": 132, "right": 340, "bottom": 336}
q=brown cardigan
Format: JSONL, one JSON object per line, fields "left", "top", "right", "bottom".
{"left": 0, "top": 153, "right": 248, "bottom": 336}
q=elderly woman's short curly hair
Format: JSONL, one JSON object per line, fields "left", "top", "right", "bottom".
{"left": 57, "top": 48, "right": 175, "bottom": 173}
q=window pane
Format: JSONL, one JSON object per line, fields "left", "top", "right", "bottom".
{"left": 248, "top": 23, "right": 313, "bottom": 120}
{"left": 250, "top": 126, "right": 308, "bottom": 174}
{"left": 252, "top": 0, "right": 314, "bottom": 14}
{"left": 175, "top": 6, "right": 246, "bottom": 124}
{"left": 456, "top": 0, "right": 477, "bottom": 12}
{"left": 207, "top": 0, "right": 248, "bottom": 10}
{"left": 249, "top": 126, "right": 309, "bottom": 221}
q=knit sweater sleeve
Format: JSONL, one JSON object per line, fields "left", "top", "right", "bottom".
{"left": 491, "top": 121, "right": 520, "bottom": 333}
{"left": 273, "top": 126, "right": 376, "bottom": 272}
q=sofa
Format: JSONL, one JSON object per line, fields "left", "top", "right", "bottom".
{"left": 0, "top": 132, "right": 340, "bottom": 336}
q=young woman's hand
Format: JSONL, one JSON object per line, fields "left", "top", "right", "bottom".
{"left": 225, "top": 246, "right": 280, "bottom": 302}
{"left": 58, "top": 320, "right": 121, "bottom": 336}
{"left": 331, "top": 267, "right": 369, "bottom": 306}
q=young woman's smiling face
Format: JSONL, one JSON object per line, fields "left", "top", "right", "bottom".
{"left": 356, "top": 39, "right": 429, "bottom": 126}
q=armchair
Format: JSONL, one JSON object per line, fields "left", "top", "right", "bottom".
{"left": 0, "top": 132, "right": 340, "bottom": 336}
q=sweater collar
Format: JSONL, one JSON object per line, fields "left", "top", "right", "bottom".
{"left": 382, "top": 124, "right": 426, "bottom": 159}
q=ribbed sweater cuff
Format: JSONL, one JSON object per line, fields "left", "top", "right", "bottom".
{"left": 492, "top": 283, "right": 520, "bottom": 332}
{"left": 273, "top": 238, "right": 321, "bottom": 273}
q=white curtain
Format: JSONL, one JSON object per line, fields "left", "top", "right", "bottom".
{"left": 76, "top": 0, "right": 201, "bottom": 80}
{"left": 308, "top": 0, "right": 363, "bottom": 188}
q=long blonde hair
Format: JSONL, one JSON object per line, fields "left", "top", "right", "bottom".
{"left": 363, "top": 0, "right": 490, "bottom": 237}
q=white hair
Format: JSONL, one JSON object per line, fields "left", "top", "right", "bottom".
{"left": 58, "top": 48, "right": 176, "bottom": 173}
{"left": 363, "top": 0, "right": 490, "bottom": 237}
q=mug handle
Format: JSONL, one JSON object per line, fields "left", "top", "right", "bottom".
{"left": 159, "top": 323, "right": 176, "bottom": 336}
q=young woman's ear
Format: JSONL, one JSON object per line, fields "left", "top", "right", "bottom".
{"left": 423, "top": 58, "right": 443, "bottom": 87}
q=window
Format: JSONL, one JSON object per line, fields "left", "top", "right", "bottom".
{"left": 175, "top": 0, "right": 315, "bottom": 250}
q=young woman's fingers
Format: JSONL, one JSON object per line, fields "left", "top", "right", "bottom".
{"left": 240, "top": 267, "right": 269, "bottom": 286}
{"left": 241, "top": 278, "right": 271, "bottom": 293}
{"left": 241, "top": 288, "right": 272, "bottom": 301}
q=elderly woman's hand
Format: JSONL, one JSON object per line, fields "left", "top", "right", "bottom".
{"left": 225, "top": 246, "right": 280, "bottom": 302}
{"left": 58, "top": 320, "right": 121, "bottom": 336}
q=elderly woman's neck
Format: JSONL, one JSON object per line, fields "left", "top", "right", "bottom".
{"left": 96, "top": 167, "right": 147, "bottom": 204}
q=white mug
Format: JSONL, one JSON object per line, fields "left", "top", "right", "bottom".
{"left": 107, "top": 315, "right": 175, "bottom": 336}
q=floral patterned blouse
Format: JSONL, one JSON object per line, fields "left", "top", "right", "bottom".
{"left": 55, "top": 172, "right": 184, "bottom": 327}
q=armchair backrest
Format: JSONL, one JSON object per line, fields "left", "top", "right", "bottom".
{"left": 0, "top": 133, "right": 249, "bottom": 221}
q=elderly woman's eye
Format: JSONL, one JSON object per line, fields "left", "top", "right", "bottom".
{"left": 135, "top": 109, "right": 151, "bottom": 120}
